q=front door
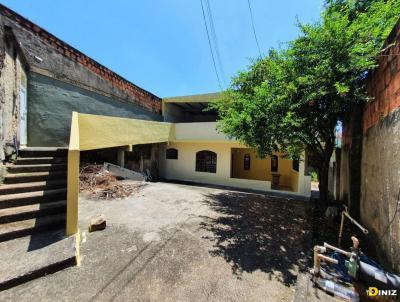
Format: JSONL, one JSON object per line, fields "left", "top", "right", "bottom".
{"left": 19, "top": 88, "right": 27, "bottom": 146}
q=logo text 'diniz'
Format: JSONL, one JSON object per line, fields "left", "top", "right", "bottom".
{"left": 367, "top": 287, "right": 397, "bottom": 297}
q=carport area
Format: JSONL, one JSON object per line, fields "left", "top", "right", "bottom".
{"left": 0, "top": 182, "right": 311, "bottom": 302}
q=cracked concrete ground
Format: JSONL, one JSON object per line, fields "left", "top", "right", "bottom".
{"left": 0, "top": 182, "right": 312, "bottom": 302}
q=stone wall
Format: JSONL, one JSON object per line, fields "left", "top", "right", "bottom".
{"left": 0, "top": 25, "right": 27, "bottom": 160}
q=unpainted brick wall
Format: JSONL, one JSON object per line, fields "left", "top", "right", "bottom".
{"left": 364, "top": 21, "right": 400, "bottom": 132}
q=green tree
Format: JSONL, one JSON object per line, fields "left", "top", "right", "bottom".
{"left": 211, "top": 0, "right": 400, "bottom": 203}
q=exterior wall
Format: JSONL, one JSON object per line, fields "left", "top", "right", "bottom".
{"left": 28, "top": 73, "right": 162, "bottom": 147}
{"left": 337, "top": 19, "right": 400, "bottom": 272}
{"left": 159, "top": 141, "right": 311, "bottom": 196}
{"left": 125, "top": 143, "right": 162, "bottom": 179}
{"left": 231, "top": 148, "right": 298, "bottom": 191}
{"left": 359, "top": 19, "right": 400, "bottom": 272}
{"left": 160, "top": 141, "right": 271, "bottom": 192}
{"left": 361, "top": 108, "right": 400, "bottom": 272}
{"left": 163, "top": 103, "right": 185, "bottom": 123}
{"left": 173, "top": 122, "right": 230, "bottom": 142}
{"left": 0, "top": 26, "right": 27, "bottom": 160}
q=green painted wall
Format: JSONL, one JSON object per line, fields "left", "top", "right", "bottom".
{"left": 27, "top": 72, "right": 162, "bottom": 147}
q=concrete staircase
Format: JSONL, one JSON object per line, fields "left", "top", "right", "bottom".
{"left": 0, "top": 147, "right": 76, "bottom": 290}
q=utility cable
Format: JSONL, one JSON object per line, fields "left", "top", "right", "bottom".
{"left": 200, "top": 0, "right": 224, "bottom": 90}
{"left": 205, "top": 0, "right": 227, "bottom": 86}
{"left": 247, "top": 0, "right": 262, "bottom": 58}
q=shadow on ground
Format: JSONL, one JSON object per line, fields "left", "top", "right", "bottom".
{"left": 200, "top": 191, "right": 312, "bottom": 286}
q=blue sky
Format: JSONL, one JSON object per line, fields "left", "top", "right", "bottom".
{"left": 1, "top": 0, "right": 324, "bottom": 97}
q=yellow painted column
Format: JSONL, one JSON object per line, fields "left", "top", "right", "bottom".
{"left": 66, "top": 149, "right": 80, "bottom": 235}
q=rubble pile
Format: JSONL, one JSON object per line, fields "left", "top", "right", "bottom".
{"left": 79, "top": 164, "right": 145, "bottom": 199}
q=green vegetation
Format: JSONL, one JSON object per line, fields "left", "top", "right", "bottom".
{"left": 211, "top": 0, "right": 400, "bottom": 203}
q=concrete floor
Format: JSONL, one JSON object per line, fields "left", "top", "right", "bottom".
{"left": 0, "top": 182, "right": 312, "bottom": 302}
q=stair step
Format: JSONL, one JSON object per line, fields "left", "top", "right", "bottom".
{"left": 0, "top": 229, "right": 76, "bottom": 290}
{"left": 7, "top": 163, "right": 67, "bottom": 173}
{"left": 0, "top": 200, "right": 66, "bottom": 224}
{"left": 0, "top": 180, "right": 67, "bottom": 195}
{"left": 3, "top": 171, "right": 67, "bottom": 184}
{"left": 19, "top": 148, "right": 67, "bottom": 158}
{"left": 16, "top": 157, "right": 67, "bottom": 165}
{"left": 0, "top": 189, "right": 67, "bottom": 209}
{"left": 0, "top": 213, "right": 66, "bottom": 242}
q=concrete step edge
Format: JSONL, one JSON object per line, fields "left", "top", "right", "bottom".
{"left": 7, "top": 164, "right": 67, "bottom": 173}
{"left": 16, "top": 157, "right": 67, "bottom": 165}
{"left": 0, "top": 180, "right": 67, "bottom": 195}
{"left": 0, "top": 201, "right": 66, "bottom": 224}
{"left": 0, "top": 188, "right": 67, "bottom": 202}
{"left": 5, "top": 171, "right": 67, "bottom": 178}
{"left": 0, "top": 214, "right": 66, "bottom": 242}
{"left": 4, "top": 172, "right": 67, "bottom": 184}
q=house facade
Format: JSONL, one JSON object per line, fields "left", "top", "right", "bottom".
{"left": 160, "top": 94, "right": 311, "bottom": 196}
{"left": 0, "top": 4, "right": 311, "bottom": 197}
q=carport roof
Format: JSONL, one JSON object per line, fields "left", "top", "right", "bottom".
{"left": 163, "top": 92, "right": 221, "bottom": 103}
{"left": 163, "top": 92, "right": 221, "bottom": 111}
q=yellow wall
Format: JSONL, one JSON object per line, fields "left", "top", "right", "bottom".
{"left": 231, "top": 148, "right": 298, "bottom": 191}
{"left": 290, "top": 169, "right": 299, "bottom": 192}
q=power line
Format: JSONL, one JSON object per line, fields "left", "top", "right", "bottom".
{"left": 200, "top": 0, "right": 224, "bottom": 90}
{"left": 247, "top": 0, "right": 262, "bottom": 58}
{"left": 205, "top": 0, "right": 227, "bottom": 87}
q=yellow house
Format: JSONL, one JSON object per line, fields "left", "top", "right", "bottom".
{"left": 159, "top": 93, "right": 311, "bottom": 197}
{"left": 65, "top": 93, "right": 312, "bottom": 236}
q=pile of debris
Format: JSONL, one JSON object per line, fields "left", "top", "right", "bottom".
{"left": 79, "top": 164, "right": 145, "bottom": 199}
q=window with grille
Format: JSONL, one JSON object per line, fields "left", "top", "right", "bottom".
{"left": 195, "top": 150, "right": 217, "bottom": 173}
{"left": 166, "top": 148, "right": 178, "bottom": 159}
{"left": 244, "top": 154, "right": 250, "bottom": 170}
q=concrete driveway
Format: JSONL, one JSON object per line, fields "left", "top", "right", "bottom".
{"left": 0, "top": 182, "right": 311, "bottom": 302}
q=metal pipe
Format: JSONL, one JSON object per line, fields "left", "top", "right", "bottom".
{"left": 313, "top": 246, "right": 337, "bottom": 277}
{"left": 343, "top": 211, "right": 369, "bottom": 234}
{"left": 324, "top": 242, "right": 352, "bottom": 257}
{"left": 338, "top": 211, "right": 345, "bottom": 247}
{"left": 318, "top": 254, "right": 339, "bottom": 265}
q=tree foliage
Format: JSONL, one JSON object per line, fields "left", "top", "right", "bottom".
{"left": 211, "top": 0, "right": 400, "bottom": 202}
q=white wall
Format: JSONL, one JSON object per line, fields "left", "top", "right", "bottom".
{"left": 160, "top": 141, "right": 271, "bottom": 192}
{"left": 159, "top": 141, "right": 311, "bottom": 197}
{"left": 173, "top": 122, "right": 231, "bottom": 142}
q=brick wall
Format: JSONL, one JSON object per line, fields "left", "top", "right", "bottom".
{"left": 0, "top": 4, "right": 161, "bottom": 114}
{"left": 364, "top": 20, "right": 400, "bottom": 132}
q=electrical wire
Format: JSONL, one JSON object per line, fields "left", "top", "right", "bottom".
{"left": 205, "top": 0, "right": 227, "bottom": 87}
{"left": 247, "top": 0, "right": 262, "bottom": 59}
{"left": 200, "top": 0, "right": 224, "bottom": 90}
